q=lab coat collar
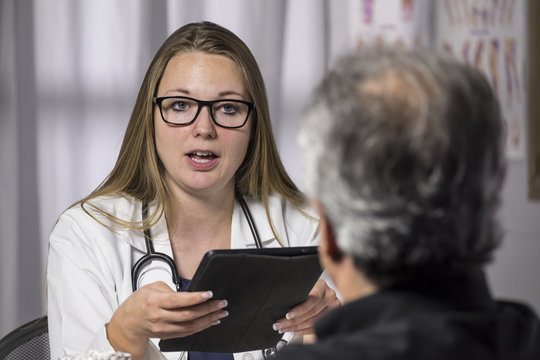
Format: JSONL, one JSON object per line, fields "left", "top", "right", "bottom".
{"left": 119, "top": 199, "right": 167, "bottom": 254}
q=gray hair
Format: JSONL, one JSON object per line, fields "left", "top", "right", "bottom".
{"left": 300, "top": 49, "right": 506, "bottom": 284}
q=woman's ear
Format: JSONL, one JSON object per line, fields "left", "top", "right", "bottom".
{"left": 314, "top": 201, "right": 343, "bottom": 263}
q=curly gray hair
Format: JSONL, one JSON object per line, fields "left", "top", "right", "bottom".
{"left": 300, "top": 49, "right": 506, "bottom": 284}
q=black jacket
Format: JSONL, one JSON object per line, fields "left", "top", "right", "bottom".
{"left": 274, "top": 270, "right": 540, "bottom": 360}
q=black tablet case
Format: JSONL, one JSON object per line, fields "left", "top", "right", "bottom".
{"left": 159, "top": 246, "right": 322, "bottom": 353}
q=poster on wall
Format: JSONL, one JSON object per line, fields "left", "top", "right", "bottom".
{"left": 436, "top": 0, "right": 526, "bottom": 159}
{"left": 348, "top": 0, "right": 527, "bottom": 159}
{"left": 348, "top": 0, "right": 433, "bottom": 50}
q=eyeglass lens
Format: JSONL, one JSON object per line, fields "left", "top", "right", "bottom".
{"left": 160, "top": 97, "right": 250, "bottom": 127}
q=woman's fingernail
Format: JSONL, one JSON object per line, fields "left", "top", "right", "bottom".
{"left": 272, "top": 323, "right": 280, "bottom": 331}
{"left": 285, "top": 312, "right": 295, "bottom": 320}
{"left": 203, "top": 291, "right": 213, "bottom": 299}
{"left": 218, "top": 300, "right": 228, "bottom": 308}
{"left": 220, "top": 311, "right": 229, "bottom": 318}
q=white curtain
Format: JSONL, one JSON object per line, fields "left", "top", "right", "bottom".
{"left": 0, "top": 0, "right": 353, "bottom": 337}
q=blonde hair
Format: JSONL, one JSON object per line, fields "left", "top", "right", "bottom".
{"left": 75, "top": 21, "right": 305, "bottom": 241}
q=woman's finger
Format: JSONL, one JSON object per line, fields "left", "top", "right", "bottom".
{"left": 280, "top": 279, "right": 329, "bottom": 321}
{"left": 276, "top": 305, "right": 333, "bottom": 334}
{"left": 273, "top": 280, "right": 340, "bottom": 333}
{"left": 159, "top": 289, "right": 215, "bottom": 310}
{"left": 153, "top": 308, "right": 230, "bottom": 339}
{"left": 161, "top": 299, "right": 228, "bottom": 324}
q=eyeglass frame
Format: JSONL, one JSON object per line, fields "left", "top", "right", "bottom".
{"left": 153, "top": 96, "right": 255, "bottom": 129}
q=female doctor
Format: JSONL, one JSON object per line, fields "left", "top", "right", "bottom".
{"left": 47, "top": 21, "right": 340, "bottom": 360}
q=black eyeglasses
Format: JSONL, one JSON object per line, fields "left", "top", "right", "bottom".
{"left": 153, "top": 96, "right": 254, "bottom": 129}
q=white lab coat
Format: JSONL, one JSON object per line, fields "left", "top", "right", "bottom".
{"left": 47, "top": 193, "right": 320, "bottom": 360}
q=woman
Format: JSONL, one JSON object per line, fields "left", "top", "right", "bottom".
{"left": 47, "top": 21, "right": 339, "bottom": 360}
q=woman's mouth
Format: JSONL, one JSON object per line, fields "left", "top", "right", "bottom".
{"left": 188, "top": 151, "right": 218, "bottom": 164}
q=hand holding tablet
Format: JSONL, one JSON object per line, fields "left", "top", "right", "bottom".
{"left": 159, "top": 246, "right": 322, "bottom": 353}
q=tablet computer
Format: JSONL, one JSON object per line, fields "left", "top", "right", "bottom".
{"left": 159, "top": 246, "right": 321, "bottom": 353}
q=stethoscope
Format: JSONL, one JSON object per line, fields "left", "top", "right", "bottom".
{"left": 130, "top": 192, "right": 284, "bottom": 359}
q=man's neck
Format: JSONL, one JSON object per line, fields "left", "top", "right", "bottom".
{"left": 332, "top": 258, "right": 378, "bottom": 303}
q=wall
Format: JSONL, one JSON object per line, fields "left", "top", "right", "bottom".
{"left": 487, "top": 160, "right": 540, "bottom": 312}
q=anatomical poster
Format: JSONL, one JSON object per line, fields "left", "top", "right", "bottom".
{"left": 348, "top": 0, "right": 433, "bottom": 50}
{"left": 349, "top": 0, "right": 527, "bottom": 159}
{"left": 436, "top": 0, "right": 526, "bottom": 159}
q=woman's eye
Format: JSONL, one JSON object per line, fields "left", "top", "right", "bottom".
{"left": 220, "top": 103, "right": 238, "bottom": 114}
{"left": 172, "top": 101, "right": 189, "bottom": 111}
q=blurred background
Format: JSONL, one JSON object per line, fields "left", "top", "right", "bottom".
{"left": 1, "top": 0, "right": 539, "bottom": 338}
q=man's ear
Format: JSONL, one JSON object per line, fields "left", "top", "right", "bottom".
{"left": 314, "top": 200, "right": 343, "bottom": 262}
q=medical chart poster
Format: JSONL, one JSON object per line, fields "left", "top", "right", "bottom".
{"left": 348, "top": 0, "right": 527, "bottom": 159}
{"left": 435, "top": 0, "right": 527, "bottom": 159}
{"left": 348, "top": 0, "right": 433, "bottom": 50}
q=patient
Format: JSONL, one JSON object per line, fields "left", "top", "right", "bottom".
{"left": 274, "top": 49, "right": 540, "bottom": 359}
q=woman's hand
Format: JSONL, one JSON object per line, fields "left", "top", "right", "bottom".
{"left": 106, "top": 281, "right": 229, "bottom": 359}
{"left": 272, "top": 279, "right": 341, "bottom": 335}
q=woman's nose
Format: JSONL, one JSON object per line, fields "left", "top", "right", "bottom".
{"left": 192, "top": 105, "right": 217, "bottom": 138}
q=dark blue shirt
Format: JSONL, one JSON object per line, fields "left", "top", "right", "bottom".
{"left": 182, "top": 277, "right": 234, "bottom": 360}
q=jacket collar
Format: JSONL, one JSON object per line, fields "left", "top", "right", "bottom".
{"left": 315, "top": 269, "right": 496, "bottom": 339}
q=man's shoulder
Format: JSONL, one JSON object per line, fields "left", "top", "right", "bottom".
{"left": 494, "top": 299, "right": 540, "bottom": 359}
{"left": 274, "top": 336, "right": 380, "bottom": 360}
{"left": 274, "top": 343, "right": 340, "bottom": 360}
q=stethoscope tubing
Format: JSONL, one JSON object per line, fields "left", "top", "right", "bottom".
{"left": 131, "top": 193, "right": 261, "bottom": 292}
{"left": 130, "top": 193, "right": 281, "bottom": 359}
